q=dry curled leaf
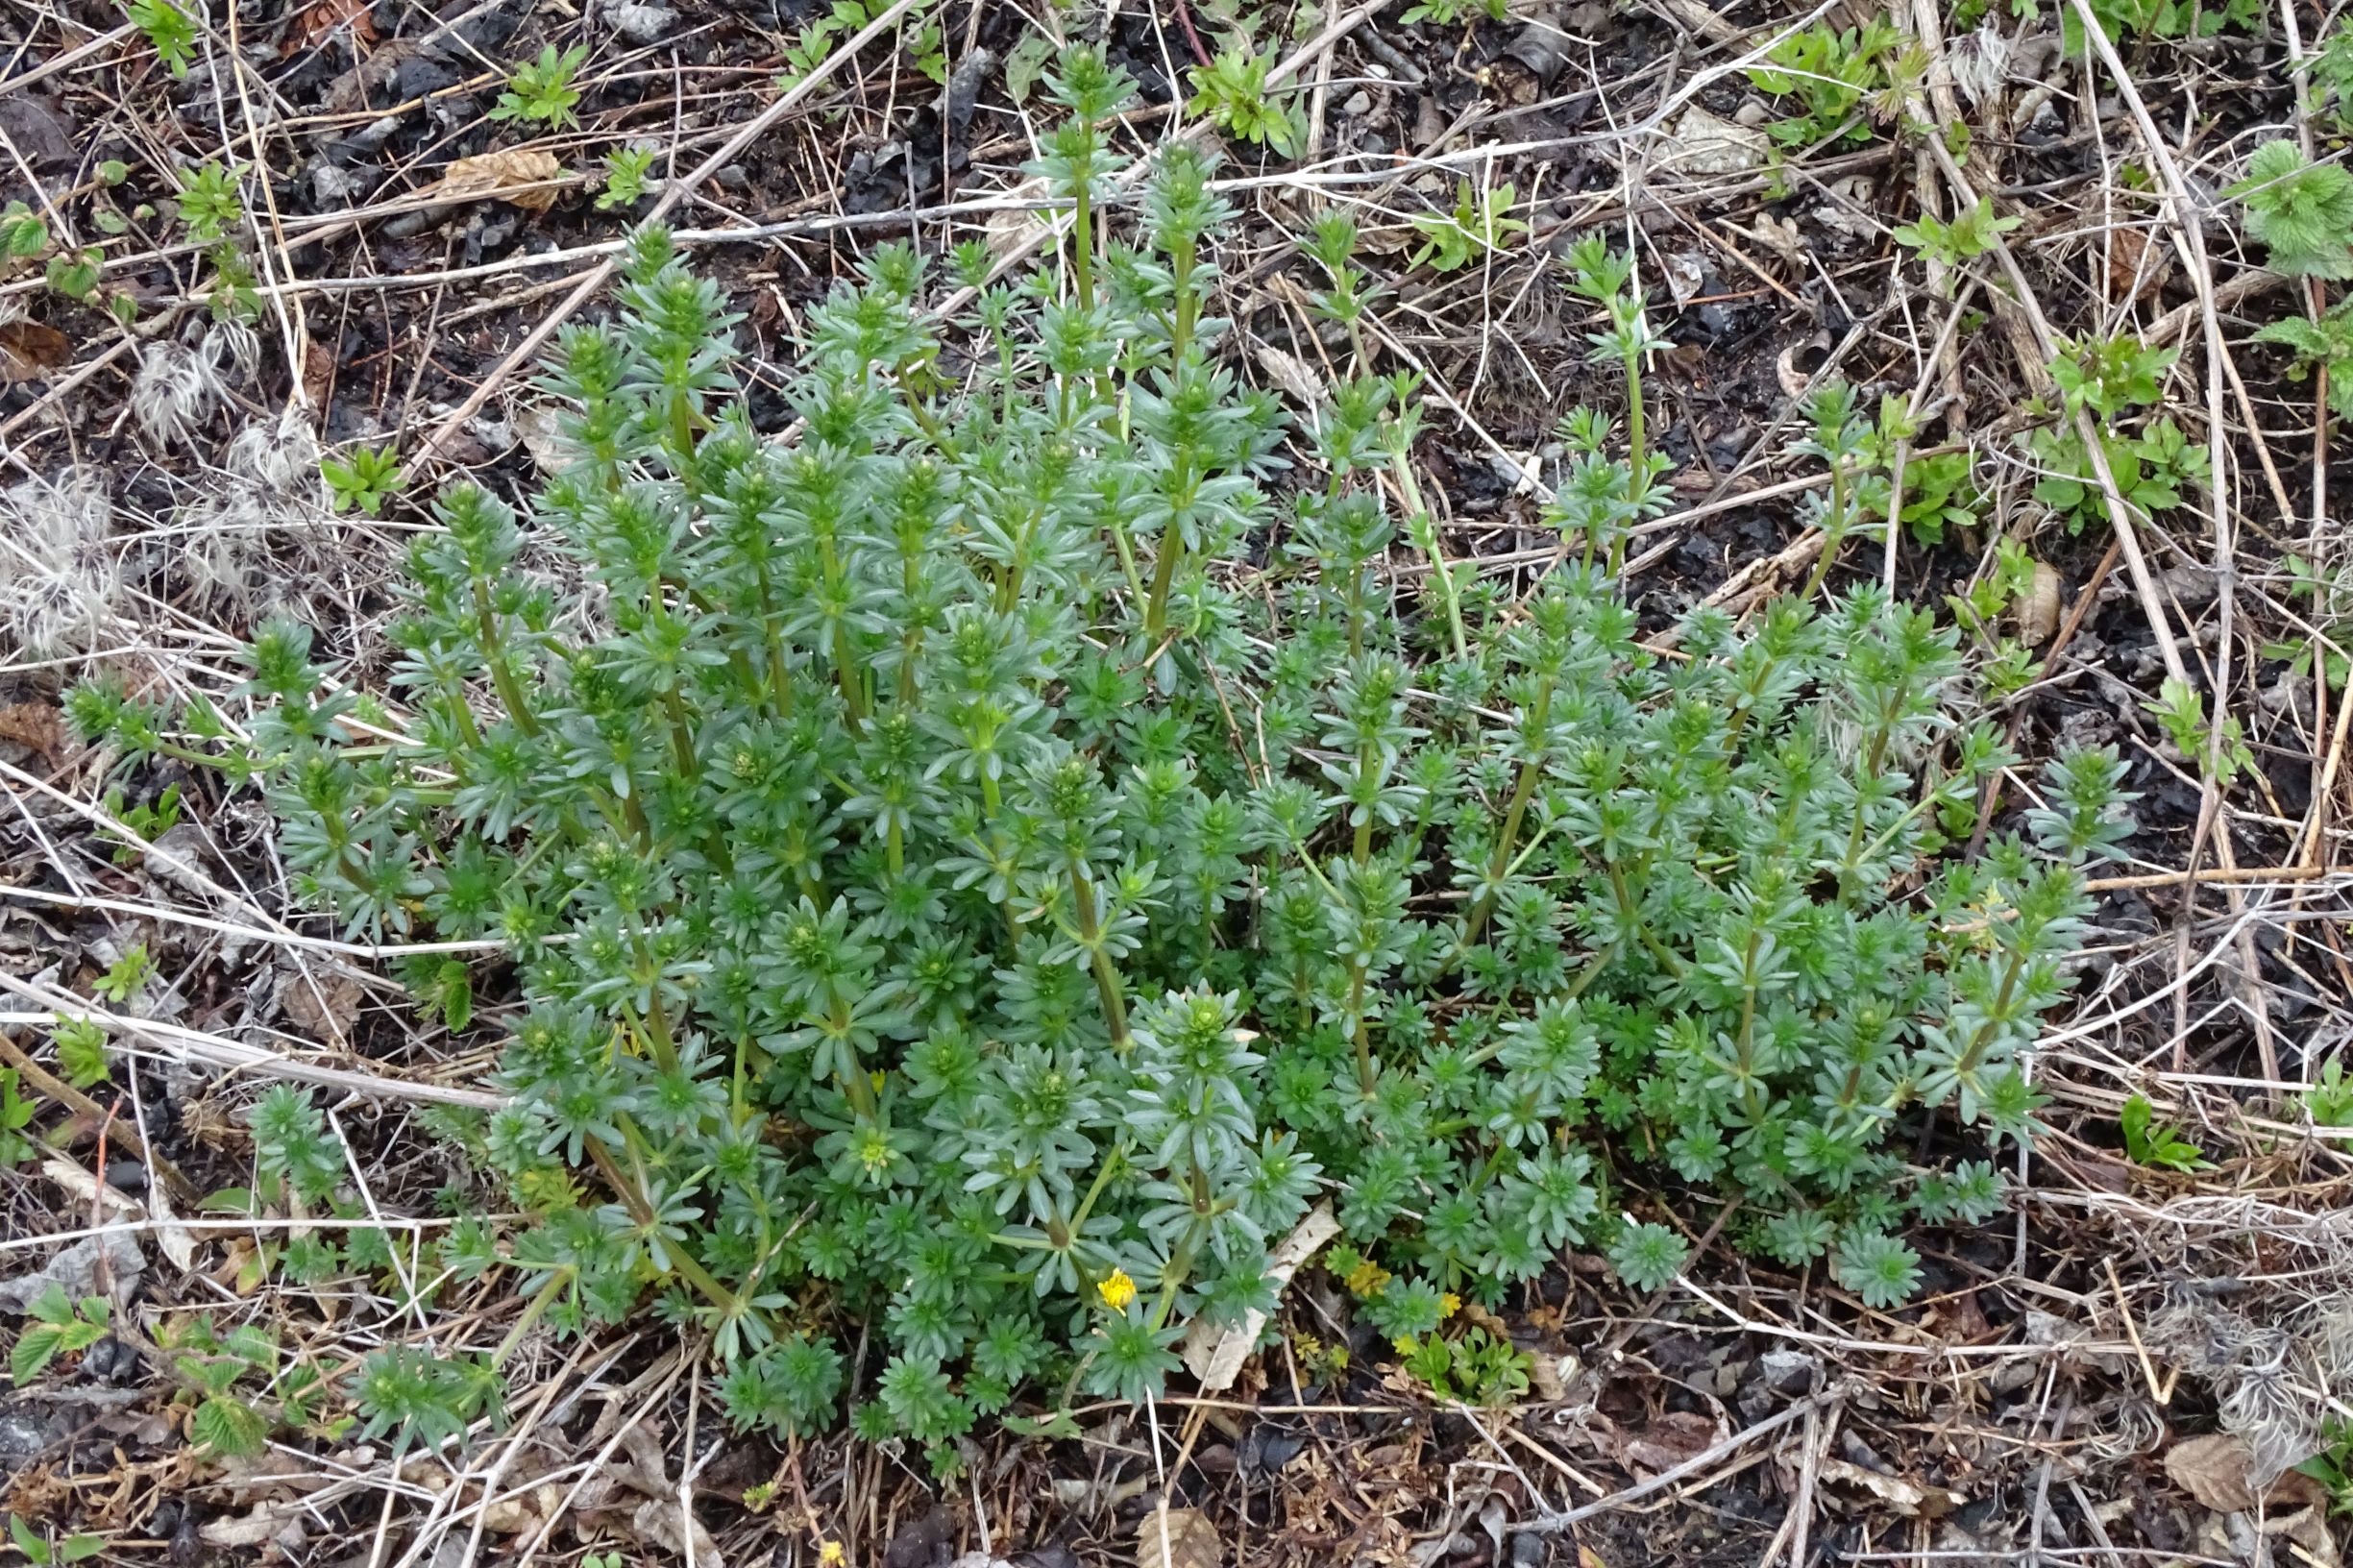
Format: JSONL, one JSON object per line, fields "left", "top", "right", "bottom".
{"left": 984, "top": 175, "right": 1053, "bottom": 260}
{"left": 0, "top": 319, "right": 70, "bottom": 381}
{"left": 1134, "top": 1507, "right": 1220, "bottom": 1568}
{"left": 1181, "top": 1202, "right": 1337, "bottom": 1392}
{"left": 1617, "top": 1409, "right": 1725, "bottom": 1474}
{"left": 433, "top": 150, "right": 565, "bottom": 213}
{"left": 2107, "top": 226, "right": 2171, "bottom": 303}
{"left": 278, "top": 965, "right": 364, "bottom": 1041}
{"left": 2017, "top": 560, "right": 2063, "bottom": 645}
{"left": 1254, "top": 346, "right": 1325, "bottom": 407}
{"left": 2167, "top": 1433, "right": 2265, "bottom": 1512}
{"left": 1816, "top": 1458, "right": 1964, "bottom": 1517}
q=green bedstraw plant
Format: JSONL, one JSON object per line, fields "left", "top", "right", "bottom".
{"left": 492, "top": 44, "right": 590, "bottom": 131}
{"left": 124, "top": 0, "right": 198, "bottom": 77}
{"left": 1189, "top": 47, "right": 1306, "bottom": 157}
{"left": 63, "top": 44, "right": 2134, "bottom": 1463}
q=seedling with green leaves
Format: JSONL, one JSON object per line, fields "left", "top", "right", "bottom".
{"left": 7, "top": 1519, "right": 103, "bottom": 1568}
{"left": 1892, "top": 197, "right": 2022, "bottom": 272}
{"left": 51, "top": 1018, "right": 110, "bottom": 1090}
{"left": 2064, "top": 0, "right": 2259, "bottom": 46}
{"left": 156, "top": 1316, "right": 331, "bottom": 1459}
{"left": 0, "top": 202, "right": 47, "bottom": 270}
{"left": 1189, "top": 48, "right": 1306, "bottom": 157}
{"left": 99, "top": 782, "right": 182, "bottom": 865}
{"left": 492, "top": 44, "right": 590, "bottom": 130}
{"left": 2120, "top": 1091, "right": 2210, "bottom": 1171}
{"left": 2143, "top": 679, "right": 2255, "bottom": 786}
{"left": 125, "top": 0, "right": 199, "bottom": 76}
{"left": 2028, "top": 334, "right": 2206, "bottom": 535}
{"left": 323, "top": 446, "right": 407, "bottom": 516}
{"left": 90, "top": 944, "right": 155, "bottom": 1007}
{"left": 1747, "top": 19, "right": 1919, "bottom": 149}
{"left": 2268, "top": 552, "right": 2353, "bottom": 694}
{"left": 781, "top": 0, "right": 944, "bottom": 88}
{"left": 599, "top": 146, "right": 658, "bottom": 211}
{"left": 177, "top": 161, "right": 243, "bottom": 245}
{"left": 0, "top": 1070, "right": 34, "bottom": 1166}
{"left": 11, "top": 1286, "right": 111, "bottom": 1385}
{"left": 1402, "top": 0, "right": 1508, "bottom": 21}
{"left": 2295, "top": 1416, "right": 2353, "bottom": 1515}
{"left": 66, "top": 41, "right": 2140, "bottom": 1458}
{"left": 1888, "top": 447, "right": 1983, "bottom": 546}
{"left": 1394, "top": 1326, "right": 1531, "bottom": 1406}
{"left": 43, "top": 246, "right": 101, "bottom": 304}
{"left": 2252, "top": 301, "right": 2353, "bottom": 419}
{"left": 2307, "top": 1059, "right": 2353, "bottom": 1138}
{"left": 1409, "top": 179, "right": 1528, "bottom": 271}
{"left": 1942, "top": 538, "right": 2047, "bottom": 704}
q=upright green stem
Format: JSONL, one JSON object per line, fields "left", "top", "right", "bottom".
{"left": 1069, "top": 862, "right": 1131, "bottom": 1049}
{"left": 1391, "top": 444, "right": 1470, "bottom": 662}
{"left": 470, "top": 577, "right": 539, "bottom": 736}
{"left": 1614, "top": 350, "right": 1648, "bottom": 580}
{"left": 1169, "top": 236, "right": 1196, "bottom": 366}
{"left": 1800, "top": 461, "right": 1852, "bottom": 602}
{"left": 1346, "top": 963, "right": 1376, "bottom": 1095}
{"left": 1070, "top": 181, "right": 1096, "bottom": 312}
{"left": 1461, "top": 677, "right": 1553, "bottom": 946}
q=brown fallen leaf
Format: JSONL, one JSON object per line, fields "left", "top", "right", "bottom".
{"left": 2168, "top": 1434, "right": 2264, "bottom": 1513}
{"left": 279, "top": 965, "right": 364, "bottom": 1041}
{"left": 2107, "top": 226, "right": 2172, "bottom": 303}
{"left": 1816, "top": 1457, "right": 1964, "bottom": 1517}
{"left": 2017, "top": 560, "right": 2063, "bottom": 645}
{"left": 0, "top": 701, "right": 68, "bottom": 760}
{"left": 1254, "top": 345, "right": 1324, "bottom": 406}
{"left": 1619, "top": 1409, "right": 1726, "bottom": 1475}
{"left": 432, "top": 150, "right": 565, "bottom": 213}
{"left": 1135, "top": 1506, "right": 1220, "bottom": 1568}
{"left": 302, "top": 340, "right": 336, "bottom": 407}
{"left": 0, "top": 319, "right": 70, "bottom": 382}
{"left": 2161, "top": 1433, "right": 2327, "bottom": 1515}
{"left": 286, "top": 0, "right": 377, "bottom": 54}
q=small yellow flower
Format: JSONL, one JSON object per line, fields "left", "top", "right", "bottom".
{"left": 1439, "top": 1291, "right": 1462, "bottom": 1321}
{"left": 1391, "top": 1335, "right": 1419, "bottom": 1358}
{"left": 820, "top": 1541, "right": 846, "bottom": 1566}
{"left": 1097, "top": 1267, "right": 1138, "bottom": 1311}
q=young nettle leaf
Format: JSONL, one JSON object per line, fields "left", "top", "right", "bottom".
{"left": 190, "top": 1396, "right": 271, "bottom": 1459}
{"left": 2227, "top": 141, "right": 2353, "bottom": 280}
{"left": 2252, "top": 299, "right": 2353, "bottom": 420}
